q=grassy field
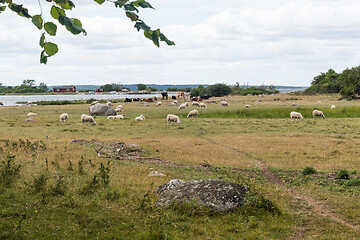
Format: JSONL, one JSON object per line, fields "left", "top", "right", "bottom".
{"left": 0, "top": 93, "right": 359, "bottom": 239}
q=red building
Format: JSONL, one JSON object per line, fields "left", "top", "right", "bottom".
{"left": 52, "top": 86, "right": 76, "bottom": 93}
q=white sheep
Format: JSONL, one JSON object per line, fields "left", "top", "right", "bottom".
{"left": 220, "top": 101, "right": 228, "bottom": 107}
{"left": 199, "top": 103, "right": 207, "bottom": 109}
{"left": 192, "top": 101, "right": 200, "bottom": 107}
{"left": 107, "top": 101, "right": 113, "bottom": 107}
{"left": 331, "top": 105, "right": 336, "bottom": 109}
{"left": 135, "top": 115, "right": 145, "bottom": 122}
{"left": 290, "top": 111, "right": 304, "bottom": 121}
{"left": 27, "top": 112, "right": 38, "bottom": 117}
{"left": 167, "top": 114, "right": 181, "bottom": 125}
{"left": 81, "top": 114, "right": 96, "bottom": 126}
{"left": 313, "top": 110, "right": 325, "bottom": 120}
{"left": 178, "top": 103, "right": 188, "bottom": 110}
{"left": 245, "top": 104, "right": 250, "bottom": 108}
{"left": 115, "top": 105, "right": 123, "bottom": 113}
{"left": 187, "top": 110, "right": 198, "bottom": 118}
{"left": 156, "top": 102, "right": 162, "bottom": 107}
{"left": 59, "top": 113, "right": 69, "bottom": 124}
{"left": 90, "top": 101, "right": 99, "bottom": 106}
{"left": 107, "top": 115, "right": 124, "bottom": 120}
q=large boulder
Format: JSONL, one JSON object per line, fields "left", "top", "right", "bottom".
{"left": 155, "top": 179, "right": 248, "bottom": 212}
{"left": 89, "top": 104, "right": 116, "bottom": 116}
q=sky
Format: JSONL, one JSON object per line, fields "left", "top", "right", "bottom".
{"left": 1, "top": 0, "right": 360, "bottom": 87}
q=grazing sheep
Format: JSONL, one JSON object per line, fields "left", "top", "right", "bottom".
{"left": 290, "top": 111, "right": 304, "bottom": 121}
{"left": 331, "top": 105, "right": 336, "bottom": 109}
{"left": 107, "top": 115, "right": 124, "bottom": 120}
{"left": 59, "top": 113, "right": 69, "bottom": 124}
{"left": 317, "top": 101, "right": 321, "bottom": 104}
{"left": 178, "top": 103, "right": 188, "bottom": 110}
{"left": 192, "top": 101, "right": 200, "bottom": 107}
{"left": 220, "top": 101, "right": 228, "bottom": 107}
{"left": 245, "top": 104, "right": 250, "bottom": 108}
{"left": 156, "top": 102, "right": 162, "bottom": 107}
{"left": 90, "top": 101, "right": 99, "bottom": 106}
{"left": 115, "top": 105, "right": 123, "bottom": 113}
{"left": 199, "top": 103, "right": 207, "bottom": 109}
{"left": 167, "top": 114, "right": 181, "bottom": 125}
{"left": 27, "top": 112, "right": 38, "bottom": 117}
{"left": 187, "top": 110, "right": 198, "bottom": 118}
{"left": 313, "top": 110, "right": 325, "bottom": 120}
{"left": 135, "top": 115, "right": 145, "bottom": 122}
{"left": 81, "top": 114, "right": 96, "bottom": 126}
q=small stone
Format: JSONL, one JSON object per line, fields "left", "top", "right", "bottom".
{"left": 148, "top": 171, "right": 166, "bottom": 177}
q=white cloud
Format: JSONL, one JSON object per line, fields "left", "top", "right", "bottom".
{"left": 1, "top": 0, "right": 360, "bottom": 86}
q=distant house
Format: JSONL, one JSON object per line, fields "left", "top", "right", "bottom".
{"left": 95, "top": 88, "right": 104, "bottom": 93}
{"left": 53, "top": 86, "right": 76, "bottom": 93}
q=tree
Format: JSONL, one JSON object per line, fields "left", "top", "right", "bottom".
{"left": 38, "top": 82, "right": 48, "bottom": 92}
{"left": 100, "top": 83, "right": 124, "bottom": 92}
{"left": 137, "top": 83, "right": 146, "bottom": 91}
{"left": 190, "top": 85, "right": 206, "bottom": 97}
{"left": 205, "top": 83, "right": 231, "bottom": 97}
{"left": 0, "top": 0, "right": 175, "bottom": 64}
{"left": 23, "top": 79, "right": 36, "bottom": 87}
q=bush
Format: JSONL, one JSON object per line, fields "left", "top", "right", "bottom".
{"left": 337, "top": 169, "right": 350, "bottom": 180}
{"left": 0, "top": 153, "right": 21, "bottom": 188}
{"left": 344, "top": 178, "right": 360, "bottom": 187}
{"left": 302, "top": 166, "right": 316, "bottom": 175}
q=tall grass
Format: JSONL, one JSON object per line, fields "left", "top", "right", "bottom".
{"left": 200, "top": 106, "right": 360, "bottom": 119}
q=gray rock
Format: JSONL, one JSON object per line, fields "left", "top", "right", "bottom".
{"left": 156, "top": 179, "right": 185, "bottom": 195}
{"left": 24, "top": 118, "right": 35, "bottom": 122}
{"left": 89, "top": 104, "right": 116, "bottom": 116}
{"left": 155, "top": 179, "right": 248, "bottom": 211}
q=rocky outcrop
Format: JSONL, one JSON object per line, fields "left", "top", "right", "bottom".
{"left": 155, "top": 179, "right": 248, "bottom": 212}
{"left": 89, "top": 104, "right": 116, "bottom": 116}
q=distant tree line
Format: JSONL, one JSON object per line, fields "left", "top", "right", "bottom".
{"left": 304, "top": 66, "right": 360, "bottom": 98}
{"left": 99, "top": 83, "right": 130, "bottom": 92}
{"left": 0, "top": 80, "right": 48, "bottom": 93}
{"left": 190, "top": 83, "right": 279, "bottom": 97}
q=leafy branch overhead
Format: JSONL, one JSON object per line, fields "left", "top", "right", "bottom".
{"left": 0, "top": 0, "right": 175, "bottom": 64}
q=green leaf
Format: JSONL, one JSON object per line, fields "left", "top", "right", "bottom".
{"left": 44, "top": 42, "right": 58, "bottom": 56}
{"left": 115, "top": 0, "right": 129, "bottom": 8}
{"left": 125, "top": 4, "right": 138, "bottom": 12}
{"left": 138, "top": 1, "right": 154, "bottom": 9}
{"left": 131, "top": 0, "right": 144, "bottom": 7}
{"left": 0, "top": 6, "right": 6, "bottom": 12}
{"left": 59, "top": 16, "right": 87, "bottom": 35}
{"left": 160, "top": 33, "right": 175, "bottom": 46}
{"left": 134, "top": 21, "right": 150, "bottom": 32}
{"left": 32, "top": 15, "right": 43, "bottom": 30}
{"left": 39, "top": 33, "right": 45, "bottom": 48}
{"left": 50, "top": 5, "right": 65, "bottom": 20}
{"left": 126, "top": 11, "right": 138, "bottom": 21}
{"left": 44, "top": 22, "right": 57, "bottom": 36}
{"left": 144, "top": 29, "right": 159, "bottom": 47}
{"left": 40, "top": 50, "right": 48, "bottom": 64}
{"left": 93, "top": 0, "right": 105, "bottom": 4}
{"left": 59, "top": 0, "right": 75, "bottom": 10}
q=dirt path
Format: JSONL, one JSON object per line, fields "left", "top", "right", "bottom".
{"left": 195, "top": 127, "right": 359, "bottom": 235}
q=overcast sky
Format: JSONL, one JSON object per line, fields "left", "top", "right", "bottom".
{"left": 1, "top": 0, "right": 360, "bottom": 87}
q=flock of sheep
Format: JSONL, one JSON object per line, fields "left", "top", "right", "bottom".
{"left": 20, "top": 98, "right": 338, "bottom": 127}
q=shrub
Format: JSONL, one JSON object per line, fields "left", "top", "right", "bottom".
{"left": 0, "top": 153, "right": 21, "bottom": 188}
{"left": 302, "top": 166, "right": 316, "bottom": 175}
{"left": 344, "top": 178, "right": 360, "bottom": 187}
{"left": 337, "top": 169, "right": 350, "bottom": 180}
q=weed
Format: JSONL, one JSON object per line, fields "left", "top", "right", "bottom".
{"left": 99, "top": 162, "right": 111, "bottom": 187}
{"left": 78, "top": 158, "right": 84, "bottom": 175}
{"left": 302, "top": 166, "right": 316, "bottom": 175}
{"left": 337, "top": 169, "right": 350, "bottom": 180}
{"left": 344, "top": 178, "right": 360, "bottom": 187}
{"left": 32, "top": 173, "right": 48, "bottom": 192}
{"left": 80, "top": 175, "right": 100, "bottom": 195}
{"left": 0, "top": 153, "right": 21, "bottom": 188}
{"left": 67, "top": 160, "right": 74, "bottom": 171}
{"left": 50, "top": 175, "right": 67, "bottom": 196}
{"left": 104, "top": 187, "right": 120, "bottom": 201}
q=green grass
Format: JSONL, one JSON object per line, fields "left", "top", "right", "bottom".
{"left": 0, "top": 94, "right": 359, "bottom": 239}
